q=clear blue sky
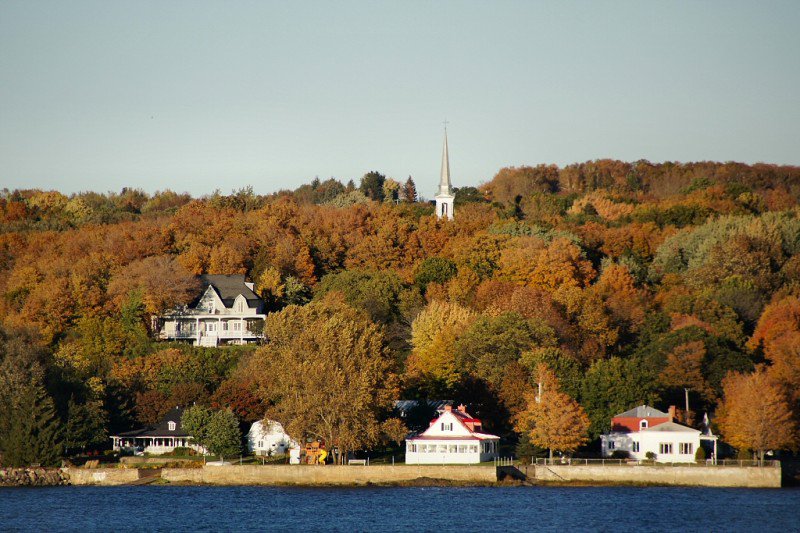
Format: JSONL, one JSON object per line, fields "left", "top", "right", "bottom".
{"left": 1, "top": 1, "right": 799, "bottom": 196}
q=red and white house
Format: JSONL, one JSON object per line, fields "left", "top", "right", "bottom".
{"left": 601, "top": 405, "right": 717, "bottom": 463}
{"left": 405, "top": 404, "right": 500, "bottom": 464}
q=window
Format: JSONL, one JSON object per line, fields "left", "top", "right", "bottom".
{"left": 679, "top": 443, "right": 694, "bottom": 455}
{"left": 659, "top": 443, "right": 673, "bottom": 454}
{"left": 168, "top": 421, "right": 176, "bottom": 431}
{"left": 440, "top": 422, "right": 453, "bottom": 431}
{"left": 233, "top": 322, "right": 241, "bottom": 331}
{"left": 458, "top": 445, "right": 467, "bottom": 453}
{"left": 449, "top": 445, "right": 457, "bottom": 453}
{"left": 468, "top": 445, "right": 478, "bottom": 453}
{"left": 438, "top": 444, "right": 447, "bottom": 453}
{"left": 632, "top": 442, "right": 640, "bottom": 452}
{"left": 608, "top": 441, "right": 616, "bottom": 450}
{"left": 258, "top": 440, "right": 264, "bottom": 448}
{"left": 640, "top": 420, "right": 648, "bottom": 430}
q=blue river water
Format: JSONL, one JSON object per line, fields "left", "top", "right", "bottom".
{"left": 1, "top": 485, "right": 798, "bottom": 532}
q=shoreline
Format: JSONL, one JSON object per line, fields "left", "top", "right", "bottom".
{"left": 1, "top": 463, "right": 783, "bottom": 489}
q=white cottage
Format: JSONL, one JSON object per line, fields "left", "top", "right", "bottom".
{"left": 405, "top": 404, "right": 499, "bottom": 464}
{"left": 156, "top": 274, "right": 266, "bottom": 347}
{"left": 601, "top": 405, "right": 710, "bottom": 463}
{"left": 247, "top": 420, "right": 298, "bottom": 457}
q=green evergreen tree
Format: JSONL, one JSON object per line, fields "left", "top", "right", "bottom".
{"left": 64, "top": 397, "right": 108, "bottom": 454}
{"left": 0, "top": 378, "right": 62, "bottom": 466}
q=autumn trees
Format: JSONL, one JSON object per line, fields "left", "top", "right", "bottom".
{"left": 1, "top": 160, "right": 800, "bottom": 465}
{"left": 515, "top": 365, "right": 590, "bottom": 459}
{"left": 250, "top": 299, "right": 405, "bottom": 463}
{"left": 716, "top": 368, "right": 797, "bottom": 462}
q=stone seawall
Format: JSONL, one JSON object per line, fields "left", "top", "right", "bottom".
{"left": 161, "top": 465, "right": 498, "bottom": 486}
{"left": 67, "top": 467, "right": 141, "bottom": 486}
{"left": 0, "top": 468, "right": 70, "bottom": 487}
{"left": 527, "top": 464, "right": 781, "bottom": 488}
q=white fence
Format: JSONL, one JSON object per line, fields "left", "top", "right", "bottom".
{"left": 533, "top": 458, "right": 780, "bottom": 468}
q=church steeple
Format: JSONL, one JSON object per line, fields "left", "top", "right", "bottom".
{"left": 439, "top": 129, "right": 452, "bottom": 196}
{"left": 434, "top": 125, "right": 455, "bottom": 220}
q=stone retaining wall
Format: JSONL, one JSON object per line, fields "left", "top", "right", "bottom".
{"left": 161, "top": 464, "right": 498, "bottom": 485}
{"left": 67, "top": 467, "right": 141, "bottom": 486}
{"left": 527, "top": 464, "right": 781, "bottom": 488}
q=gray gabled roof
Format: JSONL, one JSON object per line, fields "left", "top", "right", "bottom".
{"left": 642, "top": 421, "right": 700, "bottom": 434}
{"left": 115, "top": 407, "right": 190, "bottom": 438}
{"left": 198, "top": 274, "right": 261, "bottom": 308}
{"left": 614, "top": 405, "right": 670, "bottom": 418}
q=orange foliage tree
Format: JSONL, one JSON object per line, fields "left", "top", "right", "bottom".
{"left": 515, "top": 364, "right": 590, "bottom": 459}
{"left": 716, "top": 367, "right": 797, "bottom": 461}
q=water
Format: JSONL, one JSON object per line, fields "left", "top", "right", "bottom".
{"left": 1, "top": 485, "right": 798, "bottom": 532}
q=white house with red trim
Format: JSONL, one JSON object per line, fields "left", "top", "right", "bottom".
{"left": 405, "top": 404, "right": 499, "bottom": 464}
{"left": 601, "top": 405, "right": 716, "bottom": 463}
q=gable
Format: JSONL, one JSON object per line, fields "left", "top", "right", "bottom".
{"left": 420, "top": 411, "right": 474, "bottom": 437}
{"left": 195, "top": 285, "right": 224, "bottom": 312}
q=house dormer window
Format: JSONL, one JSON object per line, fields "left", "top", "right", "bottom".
{"left": 441, "top": 422, "right": 453, "bottom": 431}
{"left": 168, "top": 421, "right": 176, "bottom": 431}
{"left": 640, "top": 420, "right": 648, "bottom": 430}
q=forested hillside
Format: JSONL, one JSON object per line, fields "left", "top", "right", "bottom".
{"left": 2, "top": 159, "right": 799, "bottom": 464}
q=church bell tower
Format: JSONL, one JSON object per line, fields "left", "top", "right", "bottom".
{"left": 435, "top": 128, "right": 455, "bottom": 220}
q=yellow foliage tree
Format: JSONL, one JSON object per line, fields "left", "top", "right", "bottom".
{"left": 515, "top": 364, "right": 590, "bottom": 459}
{"left": 405, "top": 300, "right": 477, "bottom": 389}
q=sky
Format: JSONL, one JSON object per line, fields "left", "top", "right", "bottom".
{"left": 1, "top": 1, "right": 799, "bottom": 196}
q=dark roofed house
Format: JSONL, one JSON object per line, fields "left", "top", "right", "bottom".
{"left": 111, "top": 408, "right": 204, "bottom": 455}
{"left": 156, "top": 274, "right": 266, "bottom": 347}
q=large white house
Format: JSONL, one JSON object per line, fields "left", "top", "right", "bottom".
{"left": 405, "top": 404, "right": 499, "bottom": 464}
{"left": 601, "top": 405, "right": 711, "bottom": 463}
{"left": 156, "top": 274, "right": 266, "bottom": 347}
{"left": 247, "top": 420, "right": 297, "bottom": 457}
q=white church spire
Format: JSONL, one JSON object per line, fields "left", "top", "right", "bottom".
{"left": 434, "top": 124, "right": 455, "bottom": 220}
{"left": 439, "top": 129, "right": 452, "bottom": 195}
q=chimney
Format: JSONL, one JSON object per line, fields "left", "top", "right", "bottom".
{"left": 457, "top": 404, "right": 467, "bottom": 414}
{"left": 668, "top": 405, "right": 676, "bottom": 422}
{"left": 444, "top": 405, "right": 453, "bottom": 412}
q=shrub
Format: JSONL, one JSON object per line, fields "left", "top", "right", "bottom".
{"left": 610, "top": 450, "right": 630, "bottom": 459}
{"left": 171, "top": 447, "right": 196, "bottom": 456}
{"left": 695, "top": 446, "right": 706, "bottom": 462}
{"left": 645, "top": 451, "right": 656, "bottom": 461}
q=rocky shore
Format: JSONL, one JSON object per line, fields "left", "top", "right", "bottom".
{"left": 0, "top": 468, "right": 70, "bottom": 487}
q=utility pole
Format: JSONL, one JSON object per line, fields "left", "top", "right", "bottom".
{"left": 684, "top": 388, "right": 690, "bottom": 423}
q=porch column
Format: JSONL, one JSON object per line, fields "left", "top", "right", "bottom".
{"left": 240, "top": 318, "right": 244, "bottom": 342}
{"left": 196, "top": 318, "right": 200, "bottom": 344}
